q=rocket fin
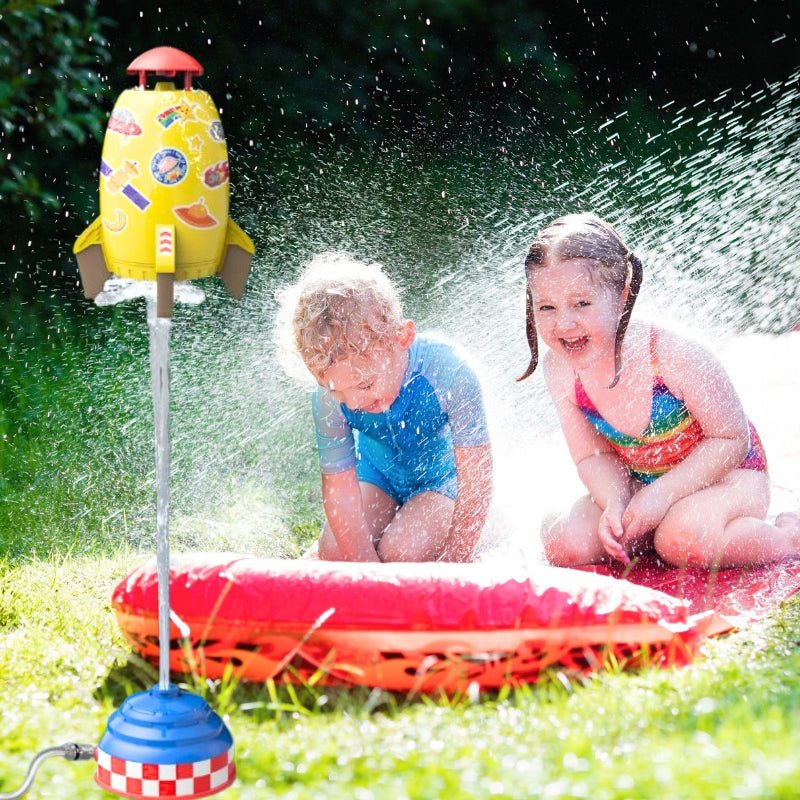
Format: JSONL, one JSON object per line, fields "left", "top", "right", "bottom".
{"left": 73, "top": 218, "right": 111, "bottom": 299}
{"left": 218, "top": 219, "right": 255, "bottom": 300}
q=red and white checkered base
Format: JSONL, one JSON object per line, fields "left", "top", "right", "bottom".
{"left": 95, "top": 746, "right": 235, "bottom": 799}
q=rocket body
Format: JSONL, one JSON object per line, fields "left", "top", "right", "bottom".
{"left": 74, "top": 53, "right": 253, "bottom": 308}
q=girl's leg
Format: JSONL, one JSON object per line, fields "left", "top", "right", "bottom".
{"left": 317, "top": 482, "right": 399, "bottom": 560}
{"left": 540, "top": 494, "right": 608, "bottom": 566}
{"left": 654, "top": 470, "right": 800, "bottom": 568}
{"left": 377, "top": 491, "right": 455, "bottom": 562}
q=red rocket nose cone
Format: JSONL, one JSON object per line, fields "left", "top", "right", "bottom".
{"left": 127, "top": 47, "right": 204, "bottom": 78}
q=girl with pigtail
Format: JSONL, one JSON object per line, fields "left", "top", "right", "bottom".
{"left": 520, "top": 212, "right": 800, "bottom": 568}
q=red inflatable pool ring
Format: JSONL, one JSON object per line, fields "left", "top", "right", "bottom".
{"left": 112, "top": 554, "right": 716, "bottom": 692}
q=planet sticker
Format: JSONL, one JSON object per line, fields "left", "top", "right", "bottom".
{"left": 150, "top": 148, "right": 189, "bottom": 186}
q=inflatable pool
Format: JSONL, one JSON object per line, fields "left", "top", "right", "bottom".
{"left": 112, "top": 555, "right": 719, "bottom": 692}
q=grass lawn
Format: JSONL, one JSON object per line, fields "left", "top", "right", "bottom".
{"left": 1, "top": 552, "right": 800, "bottom": 799}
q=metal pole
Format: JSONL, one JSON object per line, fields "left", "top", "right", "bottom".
{"left": 147, "top": 299, "right": 172, "bottom": 691}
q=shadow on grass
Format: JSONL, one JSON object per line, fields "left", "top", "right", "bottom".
{"left": 95, "top": 648, "right": 414, "bottom": 721}
{"left": 94, "top": 639, "right": 648, "bottom": 727}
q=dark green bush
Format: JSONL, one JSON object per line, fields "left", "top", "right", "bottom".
{"left": 0, "top": 0, "right": 112, "bottom": 222}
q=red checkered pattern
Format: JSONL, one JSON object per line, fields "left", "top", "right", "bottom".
{"left": 95, "top": 746, "right": 235, "bottom": 799}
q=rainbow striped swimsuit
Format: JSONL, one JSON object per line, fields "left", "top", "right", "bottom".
{"left": 574, "top": 330, "right": 768, "bottom": 484}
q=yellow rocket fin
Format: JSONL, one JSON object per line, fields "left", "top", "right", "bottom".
{"left": 73, "top": 218, "right": 111, "bottom": 299}
{"left": 218, "top": 219, "right": 255, "bottom": 300}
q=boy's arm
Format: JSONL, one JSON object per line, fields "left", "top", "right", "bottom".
{"left": 312, "top": 388, "right": 380, "bottom": 562}
{"left": 321, "top": 468, "right": 381, "bottom": 562}
{"left": 441, "top": 443, "right": 493, "bottom": 562}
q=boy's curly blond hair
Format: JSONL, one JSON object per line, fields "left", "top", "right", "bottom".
{"left": 276, "top": 252, "right": 406, "bottom": 380}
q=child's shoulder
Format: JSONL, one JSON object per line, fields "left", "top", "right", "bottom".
{"left": 650, "top": 323, "right": 725, "bottom": 391}
{"left": 414, "top": 331, "right": 472, "bottom": 363}
{"left": 413, "top": 331, "right": 482, "bottom": 383}
{"left": 541, "top": 347, "right": 573, "bottom": 393}
{"left": 651, "top": 324, "right": 716, "bottom": 366}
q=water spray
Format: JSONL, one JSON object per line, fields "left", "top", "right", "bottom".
{"left": 1, "top": 47, "right": 253, "bottom": 799}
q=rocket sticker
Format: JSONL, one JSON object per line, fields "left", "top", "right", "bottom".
{"left": 100, "top": 159, "right": 151, "bottom": 210}
{"left": 150, "top": 148, "right": 189, "bottom": 185}
{"left": 174, "top": 198, "right": 218, "bottom": 228}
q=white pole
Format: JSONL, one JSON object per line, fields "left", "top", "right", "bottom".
{"left": 147, "top": 298, "right": 172, "bottom": 692}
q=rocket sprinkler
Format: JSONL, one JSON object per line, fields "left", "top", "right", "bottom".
{"left": 74, "top": 46, "right": 253, "bottom": 317}
{"left": 2, "top": 48, "right": 253, "bottom": 799}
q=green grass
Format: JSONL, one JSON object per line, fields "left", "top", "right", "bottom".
{"left": 1, "top": 552, "right": 800, "bottom": 799}
{"left": 3, "top": 116, "right": 800, "bottom": 796}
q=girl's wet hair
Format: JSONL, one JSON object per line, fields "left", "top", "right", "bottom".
{"left": 518, "top": 212, "right": 643, "bottom": 388}
{"left": 276, "top": 251, "right": 406, "bottom": 381}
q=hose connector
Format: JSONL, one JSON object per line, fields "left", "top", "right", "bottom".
{"left": 61, "top": 742, "right": 96, "bottom": 761}
{"left": 0, "top": 743, "right": 96, "bottom": 799}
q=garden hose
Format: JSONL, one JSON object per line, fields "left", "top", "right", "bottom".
{"left": 0, "top": 743, "right": 95, "bottom": 799}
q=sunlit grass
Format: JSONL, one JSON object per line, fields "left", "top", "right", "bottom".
{"left": 1, "top": 551, "right": 799, "bottom": 798}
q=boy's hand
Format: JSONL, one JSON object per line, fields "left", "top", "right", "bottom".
{"left": 321, "top": 468, "right": 381, "bottom": 562}
{"left": 443, "top": 444, "right": 493, "bottom": 561}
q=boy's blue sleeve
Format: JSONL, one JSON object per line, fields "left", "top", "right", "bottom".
{"left": 311, "top": 387, "right": 357, "bottom": 473}
{"left": 431, "top": 343, "right": 490, "bottom": 447}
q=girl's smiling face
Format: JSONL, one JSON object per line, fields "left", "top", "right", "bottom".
{"left": 530, "top": 257, "right": 625, "bottom": 371}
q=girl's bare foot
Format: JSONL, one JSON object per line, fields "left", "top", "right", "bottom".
{"left": 775, "top": 511, "right": 800, "bottom": 531}
{"left": 775, "top": 512, "right": 800, "bottom": 553}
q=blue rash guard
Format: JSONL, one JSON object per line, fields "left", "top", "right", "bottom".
{"left": 311, "top": 334, "right": 490, "bottom": 504}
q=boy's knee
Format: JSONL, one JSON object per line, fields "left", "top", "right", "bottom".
{"left": 317, "top": 525, "right": 343, "bottom": 561}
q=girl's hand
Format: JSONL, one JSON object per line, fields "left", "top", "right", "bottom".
{"left": 621, "top": 485, "right": 672, "bottom": 544}
{"left": 598, "top": 501, "right": 630, "bottom": 565}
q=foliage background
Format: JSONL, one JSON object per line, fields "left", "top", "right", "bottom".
{"left": 1, "top": 0, "right": 798, "bottom": 289}
{"left": 1, "top": 0, "right": 798, "bottom": 554}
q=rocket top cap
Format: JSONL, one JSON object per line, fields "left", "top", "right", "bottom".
{"left": 127, "top": 47, "right": 204, "bottom": 90}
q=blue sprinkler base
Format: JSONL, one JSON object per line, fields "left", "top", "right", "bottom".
{"left": 95, "top": 684, "right": 235, "bottom": 799}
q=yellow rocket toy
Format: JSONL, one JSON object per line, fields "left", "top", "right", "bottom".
{"left": 74, "top": 47, "right": 254, "bottom": 317}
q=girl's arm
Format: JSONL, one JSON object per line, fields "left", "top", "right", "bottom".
{"left": 441, "top": 443, "right": 493, "bottom": 561}
{"left": 321, "top": 468, "right": 381, "bottom": 562}
{"left": 622, "top": 331, "right": 752, "bottom": 539}
{"left": 544, "top": 352, "right": 634, "bottom": 562}
{"left": 543, "top": 351, "right": 633, "bottom": 511}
